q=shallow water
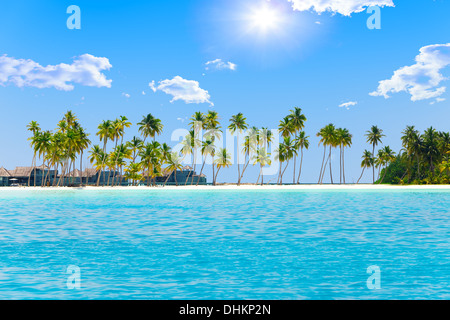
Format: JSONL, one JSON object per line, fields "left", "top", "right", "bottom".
{"left": 0, "top": 189, "right": 449, "bottom": 299}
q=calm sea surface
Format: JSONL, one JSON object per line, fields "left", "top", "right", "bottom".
{"left": 0, "top": 189, "right": 449, "bottom": 299}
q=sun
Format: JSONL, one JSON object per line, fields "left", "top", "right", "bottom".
{"left": 249, "top": 5, "right": 281, "bottom": 33}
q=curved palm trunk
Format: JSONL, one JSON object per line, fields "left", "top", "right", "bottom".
{"left": 329, "top": 146, "right": 333, "bottom": 184}
{"left": 239, "top": 155, "right": 250, "bottom": 183}
{"left": 372, "top": 145, "right": 376, "bottom": 184}
{"left": 196, "top": 159, "right": 207, "bottom": 186}
{"left": 28, "top": 154, "right": 36, "bottom": 187}
{"left": 357, "top": 167, "right": 366, "bottom": 184}
{"left": 293, "top": 155, "right": 297, "bottom": 184}
{"left": 212, "top": 156, "right": 216, "bottom": 186}
{"left": 380, "top": 166, "right": 388, "bottom": 184}
{"left": 185, "top": 154, "right": 193, "bottom": 186}
{"left": 297, "top": 148, "right": 304, "bottom": 184}
{"left": 280, "top": 160, "right": 289, "bottom": 185}
{"left": 237, "top": 132, "right": 241, "bottom": 186}
{"left": 214, "top": 167, "right": 221, "bottom": 184}
{"left": 319, "top": 146, "right": 326, "bottom": 184}
{"left": 164, "top": 170, "right": 173, "bottom": 186}
{"left": 79, "top": 151, "right": 83, "bottom": 187}
{"left": 277, "top": 161, "right": 282, "bottom": 185}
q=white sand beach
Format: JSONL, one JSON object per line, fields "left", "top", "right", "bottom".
{"left": 3, "top": 184, "right": 450, "bottom": 191}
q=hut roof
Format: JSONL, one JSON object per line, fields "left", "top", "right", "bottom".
{"left": 9, "top": 165, "right": 49, "bottom": 177}
{"left": 67, "top": 169, "right": 83, "bottom": 178}
{"left": 83, "top": 168, "right": 98, "bottom": 177}
{"left": 0, "top": 167, "right": 11, "bottom": 177}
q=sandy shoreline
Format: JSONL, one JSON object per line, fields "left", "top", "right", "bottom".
{"left": 2, "top": 184, "right": 450, "bottom": 191}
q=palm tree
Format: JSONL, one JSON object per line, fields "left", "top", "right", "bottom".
{"left": 124, "top": 162, "right": 142, "bottom": 186}
{"left": 294, "top": 131, "right": 309, "bottom": 184}
{"left": 89, "top": 145, "right": 106, "bottom": 186}
{"left": 357, "top": 150, "right": 374, "bottom": 184}
{"left": 127, "top": 136, "right": 144, "bottom": 164}
{"left": 379, "top": 146, "right": 396, "bottom": 184}
{"left": 228, "top": 113, "right": 248, "bottom": 185}
{"left": 422, "top": 127, "right": 440, "bottom": 174}
{"left": 336, "top": 128, "right": 352, "bottom": 184}
{"left": 317, "top": 124, "right": 336, "bottom": 184}
{"left": 197, "top": 139, "right": 215, "bottom": 186}
{"left": 401, "top": 126, "right": 419, "bottom": 181}
{"left": 112, "top": 116, "right": 131, "bottom": 185}
{"left": 138, "top": 113, "right": 163, "bottom": 143}
{"left": 253, "top": 148, "right": 271, "bottom": 185}
{"left": 240, "top": 128, "right": 259, "bottom": 183}
{"left": 439, "top": 159, "right": 450, "bottom": 178}
{"left": 278, "top": 136, "right": 295, "bottom": 184}
{"left": 96, "top": 120, "right": 113, "bottom": 186}
{"left": 77, "top": 127, "right": 91, "bottom": 186}
{"left": 181, "top": 130, "right": 201, "bottom": 185}
{"left": 214, "top": 148, "right": 232, "bottom": 184}
{"left": 204, "top": 111, "right": 221, "bottom": 185}
{"left": 26, "top": 121, "right": 41, "bottom": 187}
{"left": 288, "top": 107, "right": 307, "bottom": 184}
{"left": 140, "top": 141, "right": 162, "bottom": 187}
{"left": 165, "top": 152, "right": 183, "bottom": 186}
{"left": 365, "top": 125, "right": 385, "bottom": 183}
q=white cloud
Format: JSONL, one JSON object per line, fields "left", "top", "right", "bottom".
{"left": 150, "top": 76, "right": 213, "bottom": 106}
{"left": 142, "top": 91, "right": 146, "bottom": 95}
{"left": 430, "top": 98, "right": 446, "bottom": 105}
{"left": 339, "top": 101, "right": 358, "bottom": 110}
{"left": 122, "top": 92, "right": 130, "bottom": 98}
{"left": 205, "top": 59, "right": 237, "bottom": 71}
{"left": 370, "top": 43, "right": 450, "bottom": 102}
{"left": 287, "top": 0, "right": 394, "bottom": 16}
{"left": 149, "top": 80, "right": 157, "bottom": 92}
{"left": 0, "top": 54, "right": 112, "bottom": 91}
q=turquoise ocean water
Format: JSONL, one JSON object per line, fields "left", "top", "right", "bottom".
{"left": 0, "top": 189, "right": 449, "bottom": 299}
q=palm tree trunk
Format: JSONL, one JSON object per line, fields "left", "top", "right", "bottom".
{"left": 372, "top": 145, "right": 375, "bottom": 184}
{"left": 212, "top": 156, "right": 215, "bottom": 186}
{"left": 329, "top": 146, "right": 333, "bottom": 184}
{"left": 260, "top": 166, "right": 264, "bottom": 186}
{"left": 280, "top": 160, "right": 289, "bottom": 185}
{"left": 357, "top": 167, "right": 366, "bottom": 184}
{"left": 237, "top": 132, "right": 241, "bottom": 186}
{"left": 214, "top": 167, "right": 221, "bottom": 184}
{"left": 164, "top": 170, "right": 173, "bottom": 186}
{"left": 239, "top": 157, "right": 250, "bottom": 182}
{"left": 318, "top": 146, "right": 326, "bottom": 184}
{"left": 339, "top": 146, "right": 342, "bottom": 184}
{"left": 342, "top": 147, "right": 346, "bottom": 184}
{"left": 293, "top": 155, "right": 297, "bottom": 184}
{"left": 277, "top": 161, "right": 282, "bottom": 185}
{"left": 28, "top": 154, "right": 35, "bottom": 187}
{"left": 297, "top": 148, "right": 304, "bottom": 184}
{"left": 196, "top": 159, "right": 206, "bottom": 186}
{"left": 79, "top": 151, "right": 83, "bottom": 186}
{"left": 321, "top": 153, "right": 330, "bottom": 184}
{"left": 380, "top": 165, "right": 388, "bottom": 184}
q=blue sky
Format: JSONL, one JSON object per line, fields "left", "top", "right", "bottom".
{"left": 0, "top": 0, "right": 449, "bottom": 183}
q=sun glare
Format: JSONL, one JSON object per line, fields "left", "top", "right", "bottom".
{"left": 250, "top": 5, "right": 280, "bottom": 33}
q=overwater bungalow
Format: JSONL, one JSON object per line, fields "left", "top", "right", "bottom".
{"left": 0, "top": 165, "right": 206, "bottom": 186}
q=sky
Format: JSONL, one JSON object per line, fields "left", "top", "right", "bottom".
{"left": 0, "top": 0, "right": 449, "bottom": 184}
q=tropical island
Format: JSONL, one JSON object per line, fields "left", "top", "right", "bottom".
{"left": 0, "top": 108, "right": 449, "bottom": 187}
